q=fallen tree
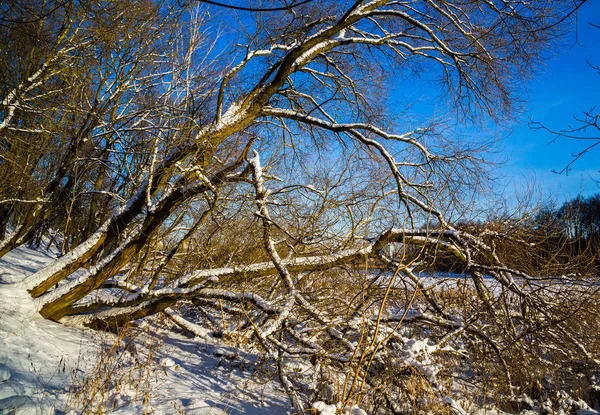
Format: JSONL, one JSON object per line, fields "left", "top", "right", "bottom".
{"left": 1, "top": 0, "right": 598, "bottom": 413}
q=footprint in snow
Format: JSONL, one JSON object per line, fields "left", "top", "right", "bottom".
{"left": 0, "top": 364, "right": 10, "bottom": 383}
{"left": 0, "top": 395, "right": 54, "bottom": 415}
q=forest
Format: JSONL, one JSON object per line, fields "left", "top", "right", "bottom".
{"left": 0, "top": 0, "right": 599, "bottom": 414}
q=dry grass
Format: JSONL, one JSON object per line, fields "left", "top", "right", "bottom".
{"left": 66, "top": 322, "right": 165, "bottom": 414}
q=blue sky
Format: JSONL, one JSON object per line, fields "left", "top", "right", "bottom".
{"left": 209, "top": 1, "right": 599, "bottom": 206}
{"left": 495, "top": 2, "right": 600, "bottom": 203}
{"left": 383, "top": 2, "right": 600, "bottom": 206}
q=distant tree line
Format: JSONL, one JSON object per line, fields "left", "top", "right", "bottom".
{"left": 426, "top": 193, "right": 600, "bottom": 276}
{"left": 538, "top": 193, "right": 600, "bottom": 253}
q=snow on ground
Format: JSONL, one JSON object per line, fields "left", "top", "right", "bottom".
{"left": 0, "top": 245, "right": 94, "bottom": 415}
{"left": 2, "top": 244, "right": 599, "bottom": 415}
{"left": 0, "top": 245, "right": 289, "bottom": 414}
